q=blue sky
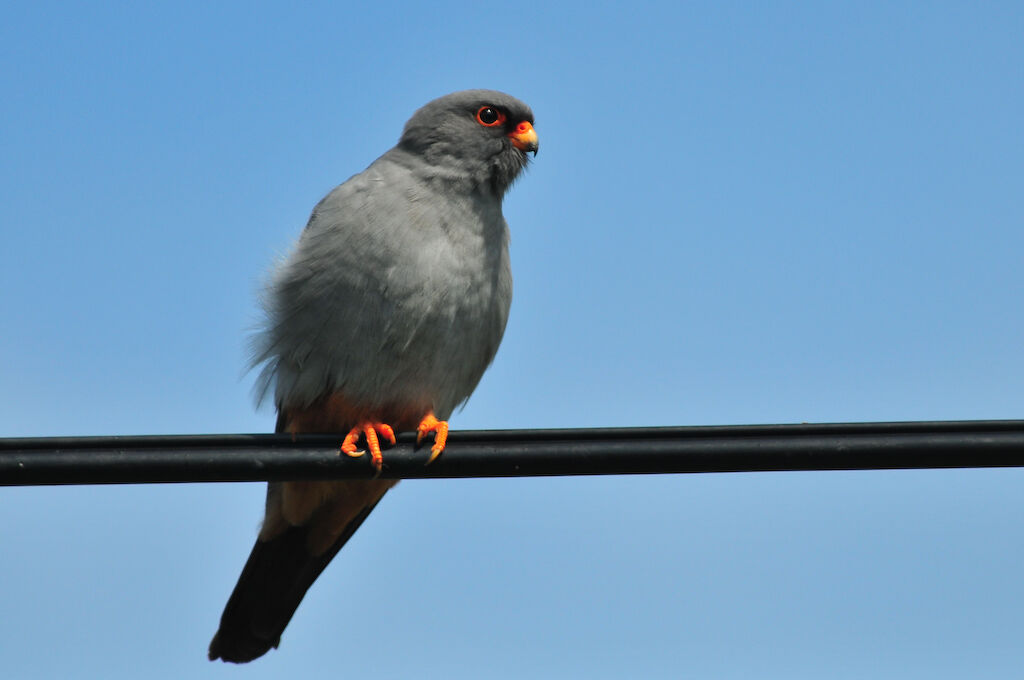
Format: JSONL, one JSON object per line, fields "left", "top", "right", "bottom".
{"left": 2, "top": 2, "right": 1023, "bottom": 677}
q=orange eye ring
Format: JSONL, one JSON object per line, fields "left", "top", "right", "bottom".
{"left": 476, "top": 106, "right": 506, "bottom": 127}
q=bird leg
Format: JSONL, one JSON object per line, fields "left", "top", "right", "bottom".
{"left": 341, "top": 422, "right": 396, "bottom": 472}
{"left": 416, "top": 412, "right": 449, "bottom": 464}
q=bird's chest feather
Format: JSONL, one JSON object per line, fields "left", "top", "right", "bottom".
{"left": 334, "top": 194, "right": 511, "bottom": 411}
{"left": 271, "top": 173, "right": 513, "bottom": 414}
{"left": 385, "top": 202, "right": 510, "bottom": 360}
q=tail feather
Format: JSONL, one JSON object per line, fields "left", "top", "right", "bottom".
{"left": 208, "top": 499, "right": 381, "bottom": 663}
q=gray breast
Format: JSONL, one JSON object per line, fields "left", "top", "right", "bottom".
{"left": 260, "top": 158, "right": 513, "bottom": 419}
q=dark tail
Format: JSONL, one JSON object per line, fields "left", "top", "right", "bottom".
{"left": 207, "top": 499, "right": 381, "bottom": 663}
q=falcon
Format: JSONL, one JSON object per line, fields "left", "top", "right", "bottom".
{"left": 208, "top": 90, "right": 538, "bottom": 663}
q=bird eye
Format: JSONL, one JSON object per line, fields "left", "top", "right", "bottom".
{"left": 476, "top": 106, "right": 506, "bottom": 127}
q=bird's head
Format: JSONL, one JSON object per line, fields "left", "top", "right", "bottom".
{"left": 397, "top": 89, "right": 538, "bottom": 195}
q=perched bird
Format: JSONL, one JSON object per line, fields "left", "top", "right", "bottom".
{"left": 208, "top": 90, "right": 538, "bottom": 663}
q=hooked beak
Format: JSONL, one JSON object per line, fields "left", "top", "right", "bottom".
{"left": 509, "top": 120, "right": 539, "bottom": 156}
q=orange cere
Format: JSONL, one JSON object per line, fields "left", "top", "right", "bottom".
{"left": 509, "top": 120, "right": 539, "bottom": 152}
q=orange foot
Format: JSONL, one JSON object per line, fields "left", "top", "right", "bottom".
{"left": 416, "top": 413, "right": 449, "bottom": 465}
{"left": 341, "top": 422, "right": 396, "bottom": 472}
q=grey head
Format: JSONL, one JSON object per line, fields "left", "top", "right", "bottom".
{"left": 395, "top": 89, "right": 538, "bottom": 196}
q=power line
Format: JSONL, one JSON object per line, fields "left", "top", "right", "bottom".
{"left": 3, "top": 420, "right": 1024, "bottom": 486}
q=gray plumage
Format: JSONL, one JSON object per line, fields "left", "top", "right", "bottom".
{"left": 210, "top": 89, "right": 536, "bottom": 663}
{"left": 253, "top": 89, "right": 533, "bottom": 419}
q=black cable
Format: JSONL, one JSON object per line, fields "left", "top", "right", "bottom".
{"left": 3, "top": 420, "right": 1024, "bottom": 486}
